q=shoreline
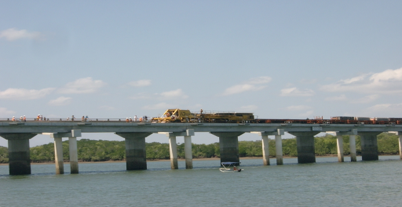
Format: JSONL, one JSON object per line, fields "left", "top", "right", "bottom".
{"left": 1, "top": 154, "right": 399, "bottom": 166}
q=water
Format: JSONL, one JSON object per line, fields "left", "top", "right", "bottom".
{"left": 1, "top": 156, "right": 402, "bottom": 207}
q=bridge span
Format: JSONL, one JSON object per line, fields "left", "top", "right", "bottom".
{"left": 1, "top": 120, "right": 402, "bottom": 175}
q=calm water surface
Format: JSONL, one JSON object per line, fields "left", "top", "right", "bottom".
{"left": 1, "top": 156, "right": 402, "bottom": 207}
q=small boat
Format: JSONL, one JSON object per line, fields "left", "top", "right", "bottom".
{"left": 219, "top": 162, "right": 243, "bottom": 172}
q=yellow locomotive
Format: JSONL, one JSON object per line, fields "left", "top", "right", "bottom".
{"left": 151, "top": 109, "right": 254, "bottom": 123}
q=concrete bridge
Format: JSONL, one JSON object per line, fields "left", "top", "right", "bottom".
{"left": 1, "top": 120, "right": 402, "bottom": 175}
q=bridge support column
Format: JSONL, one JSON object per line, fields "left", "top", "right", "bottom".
{"left": 349, "top": 135, "right": 357, "bottom": 162}
{"left": 184, "top": 135, "right": 193, "bottom": 169}
{"left": 261, "top": 133, "right": 270, "bottom": 165}
{"left": 168, "top": 134, "right": 178, "bottom": 169}
{"left": 69, "top": 129, "right": 81, "bottom": 174}
{"left": 252, "top": 129, "right": 284, "bottom": 166}
{"left": 116, "top": 132, "right": 152, "bottom": 170}
{"left": 211, "top": 132, "right": 244, "bottom": 164}
{"left": 399, "top": 134, "right": 402, "bottom": 160}
{"left": 275, "top": 134, "right": 283, "bottom": 165}
{"left": 0, "top": 133, "right": 36, "bottom": 175}
{"left": 288, "top": 132, "right": 319, "bottom": 164}
{"left": 389, "top": 131, "right": 402, "bottom": 160}
{"left": 54, "top": 137, "right": 64, "bottom": 174}
{"left": 359, "top": 132, "right": 380, "bottom": 161}
{"left": 69, "top": 137, "right": 78, "bottom": 174}
{"left": 336, "top": 135, "right": 344, "bottom": 162}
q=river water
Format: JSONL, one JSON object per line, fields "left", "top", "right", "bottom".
{"left": 1, "top": 156, "right": 402, "bottom": 207}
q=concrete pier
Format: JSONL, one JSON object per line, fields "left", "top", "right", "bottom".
{"left": 54, "top": 137, "right": 64, "bottom": 174}
{"left": 359, "top": 132, "right": 380, "bottom": 161}
{"left": 211, "top": 132, "right": 244, "bottom": 164}
{"left": 184, "top": 135, "right": 193, "bottom": 169}
{"left": 261, "top": 133, "right": 270, "bottom": 165}
{"left": 184, "top": 129, "right": 194, "bottom": 169}
{"left": 69, "top": 137, "right": 78, "bottom": 174}
{"left": 116, "top": 132, "right": 151, "bottom": 170}
{"left": 252, "top": 129, "right": 284, "bottom": 165}
{"left": 168, "top": 133, "right": 178, "bottom": 169}
{"left": 275, "top": 129, "right": 284, "bottom": 165}
{"left": 349, "top": 132, "right": 357, "bottom": 162}
{"left": 69, "top": 129, "right": 81, "bottom": 174}
{"left": 389, "top": 131, "right": 402, "bottom": 160}
{"left": 0, "top": 133, "right": 36, "bottom": 175}
{"left": 275, "top": 134, "right": 283, "bottom": 165}
{"left": 251, "top": 132, "right": 269, "bottom": 165}
{"left": 289, "top": 132, "right": 319, "bottom": 163}
{"left": 336, "top": 135, "right": 344, "bottom": 162}
{"left": 399, "top": 134, "right": 402, "bottom": 160}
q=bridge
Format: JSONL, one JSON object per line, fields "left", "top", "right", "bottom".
{"left": 1, "top": 119, "right": 402, "bottom": 175}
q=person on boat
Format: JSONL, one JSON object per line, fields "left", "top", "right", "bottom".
{"left": 233, "top": 166, "right": 237, "bottom": 171}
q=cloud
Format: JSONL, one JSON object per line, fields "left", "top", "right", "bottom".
{"left": 160, "top": 89, "right": 188, "bottom": 99}
{"left": 128, "top": 80, "right": 151, "bottom": 87}
{"left": 239, "top": 105, "right": 258, "bottom": 111}
{"left": 223, "top": 76, "right": 271, "bottom": 96}
{"left": 143, "top": 102, "right": 176, "bottom": 110}
{"left": 280, "top": 87, "right": 315, "bottom": 97}
{"left": 0, "top": 28, "right": 42, "bottom": 41}
{"left": 59, "top": 77, "right": 106, "bottom": 94}
{"left": 286, "top": 105, "right": 312, "bottom": 111}
{"left": 0, "top": 107, "right": 15, "bottom": 116}
{"left": 325, "top": 94, "right": 347, "bottom": 101}
{"left": 321, "top": 67, "right": 402, "bottom": 94}
{"left": 48, "top": 96, "right": 71, "bottom": 106}
{"left": 0, "top": 88, "right": 55, "bottom": 100}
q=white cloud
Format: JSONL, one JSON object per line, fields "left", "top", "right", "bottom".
{"left": 325, "top": 94, "right": 347, "bottom": 101}
{"left": 0, "top": 28, "right": 42, "bottom": 41}
{"left": 223, "top": 76, "right": 271, "bottom": 96}
{"left": 59, "top": 77, "right": 106, "bottom": 94}
{"left": 286, "top": 105, "right": 312, "bottom": 111}
{"left": 0, "top": 107, "right": 15, "bottom": 116}
{"left": 280, "top": 87, "right": 315, "bottom": 97}
{"left": 0, "top": 88, "right": 55, "bottom": 100}
{"left": 48, "top": 96, "right": 71, "bottom": 106}
{"left": 143, "top": 102, "right": 176, "bottom": 110}
{"left": 128, "top": 80, "right": 151, "bottom": 87}
{"left": 160, "top": 89, "right": 188, "bottom": 99}
{"left": 239, "top": 105, "right": 258, "bottom": 111}
{"left": 321, "top": 67, "right": 402, "bottom": 94}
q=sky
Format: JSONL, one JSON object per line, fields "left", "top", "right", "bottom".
{"left": 1, "top": 1, "right": 402, "bottom": 147}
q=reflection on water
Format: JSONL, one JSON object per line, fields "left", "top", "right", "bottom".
{"left": 0, "top": 156, "right": 401, "bottom": 207}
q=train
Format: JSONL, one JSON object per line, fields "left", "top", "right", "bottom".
{"left": 151, "top": 109, "right": 402, "bottom": 125}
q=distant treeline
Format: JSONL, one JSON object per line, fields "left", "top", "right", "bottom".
{"left": 0, "top": 133, "right": 400, "bottom": 163}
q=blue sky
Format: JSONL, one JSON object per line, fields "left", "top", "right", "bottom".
{"left": 1, "top": 1, "right": 402, "bottom": 147}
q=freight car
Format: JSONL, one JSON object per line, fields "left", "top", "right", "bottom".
{"left": 151, "top": 109, "right": 402, "bottom": 125}
{"left": 151, "top": 109, "right": 254, "bottom": 123}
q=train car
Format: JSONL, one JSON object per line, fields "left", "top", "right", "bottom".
{"left": 151, "top": 109, "right": 255, "bottom": 123}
